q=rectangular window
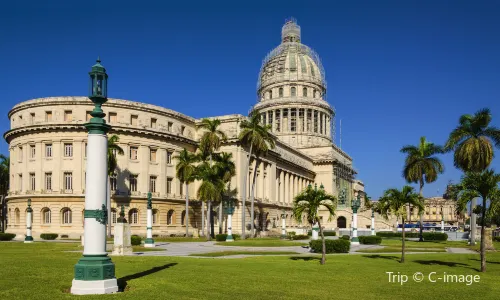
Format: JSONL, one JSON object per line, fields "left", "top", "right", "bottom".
{"left": 290, "top": 108, "right": 296, "bottom": 132}
{"left": 110, "top": 173, "right": 117, "bottom": 191}
{"left": 18, "top": 146, "right": 23, "bottom": 162}
{"left": 150, "top": 149, "right": 157, "bottom": 162}
{"left": 30, "top": 113, "right": 35, "bottom": 124}
{"left": 166, "top": 151, "right": 172, "bottom": 164}
{"left": 29, "top": 173, "right": 35, "bottom": 191}
{"left": 64, "top": 110, "right": 73, "bottom": 122}
{"left": 149, "top": 176, "right": 157, "bottom": 193}
{"left": 18, "top": 174, "right": 22, "bottom": 191}
{"left": 151, "top": 118, "right": 157, "bottom": 128}
{"left": 130, "top": 146, "right": 138, "bottom": 160}
{"left": 167, "top": 122, "right": 173, "bottom": 132}
{"left": 275, "top": 110, "right": 281, "bottom": 132}
{"left": 131, "top": 115, "right": 138, "bottom": 126}
{"left": 45, "top": 144, "right": 53, "bottom": 157}
{"left": 112, "top": 210, "right": 117, "bottom": 224}
{"left": 45, "top": 173, "right": 52, "bottom": 191}
{"left": 129, "top": 175, "right": 138, "bottom": 192}
{"left": 64, "top": 143, "right": 73, "bottom": 157}
{"left": 86, "top": 111, "right": 92, "bottom": 122}
{"left": 30, "top": 145, "right": 36, "bottom": 158}
{"left": 166, "top": 178, "right": 173, "bottom": 194}
{"left": 46, "top": 111, "right": 53, "bottom": 122}
{"left": 109, "top": 112, "right": 117, "bottom": 123}
{"left": 179, "top": 181, "right": 183, "bottom": 196}
{"left": 180, "top": 125, "right": 185, "bottom": 135}
{"left": 64, "top": 172, "right": 73, "bottom": 190}
{"left": 84, "top": 143, "right": 87, "bottom": 157}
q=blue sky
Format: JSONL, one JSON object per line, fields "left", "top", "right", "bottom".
{"left": 1, "top": 0, "right": 499, "bottom": 198}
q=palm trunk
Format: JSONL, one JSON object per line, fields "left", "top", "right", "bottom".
{"left": 107, "top": 177, "right": 112, "bottom": 238}
{"left": 401, "top": 217, "right": 406, "bottom": 263}
{"left": 318, "top": 220, "right": 326, "bottom": 265}
{"left": 206, "top": 200, "right": 212, "bottom": 240}
{"left": 419, "top": 181, "right": 424, "bottom": 242}
{"left": 480, "top": 196, "right": 486, "bottom": 272}
{"left": 219, "top": 201, "right": 223, "bottom": 234}
{"left": 185, "top": 183, "right": 189, "bottom": 237}
{"left": 201, "top": 201, "right": 205, "bottom": 237}
{"left": 470, "top": 198, "right": 477, "bottom": 246}
{"left": 250, "top": 160, "right": 259, "bottom": 237}
{"left": 241, "top": 143, "right": 253, "bottom": 240}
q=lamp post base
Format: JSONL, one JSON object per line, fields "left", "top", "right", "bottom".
{"left": 143, "top": 243, "right": 155, "bottom": 248}
{"left": 71, "top": 278, "right": 118, "bottom": 295}
{"left": 144, "top": 238, "right": 155, "bottom": 247}
{"left": 226, "top": 234, "right": 234, "bottom": 242}
{"left": 24, "top": 240, "right": 34, "bottom": 243}
{"left": 24, "top": 236, "right": 34, "bottom": 243}
{"left": 351, "top": 236, "right": 360, "bottom": 245}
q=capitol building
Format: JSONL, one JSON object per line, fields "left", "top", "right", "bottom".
{"left": 5, "top": 20, "right": 451, "bottom": 239}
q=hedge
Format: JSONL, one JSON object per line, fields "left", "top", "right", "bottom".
{"left": 309, "top": 239, "right": 350, "bottom": 253}
{"left": 423, "top": 232, "right": 448, "bottom": 241}
{"left": 375, "top": 231, "right": 448, "bottom": 241}
{"left": 493, "top": 236, "right": 500, "bottom": 242}
{"left": 341, "top": 235, "right": 350, "bottom": 240}
{"left": 0, "top": 233, "right": 16, "bottom": 241}
{"left": 40, "top": 233, "right": 58, "bottom": 240}
{"left": 358, "top": 235, "right": 382, "bottom": 245}
{"left": 216, "top": 234, "right": 227, "bottom": 241}
{"left": 324, "top": 231, "right": 336, "bottom": 236}
{"left": 292, "top": 234, "right": 309, "bottom": 240}
{"left": 131, "top": 235, "right": 142, "bottom": 246}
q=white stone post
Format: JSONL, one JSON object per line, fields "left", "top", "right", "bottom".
{"left": 281, "top": 211, "right": 287, "bottom": 239}
{"left": 144, "top": 192, "right": 155, "bottom": 247}
{"left": 371, "top": 210, "right": 375, "bottom": 236}
{"left": 312, "top": 223, "right": 319, "bottom": 240}
{"left": 441, "top": 215, "right": 445, "bottom": 234}
{"left": 24, "top": 198, "right": 33, "bottom": 243}
{"left": 351, "top": 212, "right": 359, "bottom": 245}
{"left": 227, "top": 214, "right": 234, "bottom": 242}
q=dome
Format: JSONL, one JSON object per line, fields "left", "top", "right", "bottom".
{"left": 257, "top": 19, "right": 327, "bottom": 94}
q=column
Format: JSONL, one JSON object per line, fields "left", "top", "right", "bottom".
{"left": 280, "top": 108, "right": 283, "bottom": 132}
{"left": 271, "top": 110, "right": 275, "bottom": 132}
{"left": 25, "top": 199, "right": 33, "bottom": 243}
{"left": 144, "top": 192, "right": 155, "bottom": 247}
{"left": 284, "top": 172, "right": 289, "bottom": 204}
{"left": 276, "top": 170, "right": 280, "bottom": 203}
{"left": 280, "top": 170, "right": 285, "bottom": 203}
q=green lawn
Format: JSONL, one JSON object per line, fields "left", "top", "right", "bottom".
{"left": 107, "top": 237, "right": 204, "bottom": 243}
{"left": 189, "top": 251, "right": 298, "bottom": 257}
{"left": 2, "top": 242, "right": 500, "bottom": 300}
{"left": 381, "top": 239, "right": 471, "bottom": 249}
{"left": 132, "top": 246, "right": 167, "bottom": 252}
{"left": 357, "top": 247, "right": 447, "bottom": 253}
{"left": 216, "top": 238, "right": 307, "bottom": 247}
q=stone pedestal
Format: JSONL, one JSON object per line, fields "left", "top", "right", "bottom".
{"left": 312, "top": 223, "right": 319, "bottom": 240}
{"left": 112, "top": 223, "right": 132, "bottom": 255}
{"left": 484, "top": 228, "right": 495, "bottom": 251}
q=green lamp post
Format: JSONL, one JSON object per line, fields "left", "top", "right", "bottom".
{"left": 371, "top": 208, "right": 375, "bottom": 236}
{"left": 24, "top": 198, "right": 33, "bottom": 243}
{"left": 223, "top": 198, "right": 235, "bottom": 242}
{"left": 71, "top": 58, "right": 118, "bottom": 295}
{"left": 144, "top": 192, "right": 155, "bottom": 247}
{"left": 311, "top": 184, "right": 320, "bottom": 240}
{"left": 350, "top": 193, "right": 361, "bottom": 245}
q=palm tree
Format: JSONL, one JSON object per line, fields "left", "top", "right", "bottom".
{"left": 0, "top": 155, "right": 9, "bottom": 233}
{"left": 445, "top": 108, "right": 500, "bottom": 245}
{"left": 107, "top": 135, "right": 124, "bottom": 237}
{"left": 174, "top": 149, "right": 198, "bottom": 237}
{"left": 292, "top": 184, "right": 337, "bottom": 265}
{"left": 401, "top": 136, "right": 444, "bottom": 241}
{"left": 455, "top": 170, "right": 500, "bottom": 272}
{"left": 239, "top": 111, "right": 275, "bottom": 238}
{"left": 198, "top": 118, "right": 227, "bottom": 239}
{"left": 376, "top": 186, "right": 424, "bottom": 263}
{"left": 213, "top": 152, "right": 236, "bottom": 234}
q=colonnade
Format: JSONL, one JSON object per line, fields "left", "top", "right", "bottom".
{"left": 260, "top": 108, "right": 331, "bottom": 136}
{"left": 276, "top": 169, "right": 313, "bottom": 205}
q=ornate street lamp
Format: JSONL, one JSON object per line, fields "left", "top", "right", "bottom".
{"left": 351, "top": 193, "right": 361, "bottom": 245}
{"left": 280, "top": 209, "right": 287, "bottom": 239}
{"left": 24, "top": 198, "right": 33, "bottom": 243}
{"left": 338, "top": 187, "right": 346, "bottom": 206}
{"left": 441, "top": 206, "right": 445, "bottom": 233}
{"left": 144, "top": 192, "right": 155, "bottom": 247}
{"left": 71, "top": 58, "right": 118, "bottom": 295}
{"left": 371, "top": 208, "right": 375, "bottom": 236}
{"left": 224, "top": 198, "right": 235, "bottom": 242}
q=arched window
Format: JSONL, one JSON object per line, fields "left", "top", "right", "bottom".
{"left": 152, "top": 209, "right": 158, "bottom": 225}
{"left": 279, "top": 87, "right": 283, "bottom": 97}
{"left": 111, "top": 208, "right": 117, "bottom": 224}
{"left": 181, "top": 210, "right": 186, "bottom": 226}
{"left": 42, "top": 207, "right": 51, "bottom": 224}
{"left": 291, "top": 87, "right": 296, "bottom": 97}
{"left": 167, "top": 210, "right": 175, "bottom": 225}
{"left": 303, "top": 87, "right": 307, "bottom": 97}
{"left": 61, "top": 208, "right": 72, "bottom": 224}
{"left": 129, "top": 209, "right": 138, "bottom": 224}
{"left": 337, "top": 216, "right": 346, "bottom": 228}
{"left": 15, "top": 208, "right": 20, "bottom": 224}
{"left": 269, "top": 90, "right": 273, "bottom": 99}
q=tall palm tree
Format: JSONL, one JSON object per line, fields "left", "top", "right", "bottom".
{"left": 107, "top": 135, "right": 124, "bottom": 237}
{"left": 376, "top": 186, "right": 424, "bottom": 263}
{"left": 198, "top": 118, "right": 227, "bottom": 239}
{"left": 456, "top": 170, "right": 500, "bottom": 272}
{"left": 401, "top": 136, "right": 444, "bottom": 241}
{"left": 213, "top": 152, "right": 236, "bottom": 234}
{"left": 174, "top": 149, "right": 198, "bottom": 237}
{"left": 239, "top": 111, "right": 275, "bottom": 238}
{"left": 292, "top": 184, "right": 337, "bottom": 265}
{"left": 445, "top": 108, "right": 500, "bottom": 245}
{"left": 0, "top": 155, "right": 9, "bottom": 233}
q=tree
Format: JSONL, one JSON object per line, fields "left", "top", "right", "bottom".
{"left": 455, "top": 170, "right": 500, "bottom": 272}
{"left": 292, "top": 184, "right": 337, "bottom": 265}
{"left": 107, "top": 135, "right": 124, "bottom": 237}
{"left": 198, "top": 118, "right": 227, "bottom": 240}
{"left": 0, "top": 155, "right": 9, "bottom": 233}
{"left": 401, "top": 136, "right": 444, "bottom": 241}
{"left": 376, "top": 186, "right": 424, "bottom": 263}
{"left": 174, "top": 149, "right": 198, "bottom": 237}
{"left": 238, "top": 112, "right": 275, "bottom": 238}
{"left": 213, "top": 152, "right": 236, "bottom": 234}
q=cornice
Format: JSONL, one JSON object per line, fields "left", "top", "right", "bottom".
{"left": 251, "top": 97, "right": 334, "bottom": 113}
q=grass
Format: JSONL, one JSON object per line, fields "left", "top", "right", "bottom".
{"left": 189, "top": 251, "right": 298, "bottom": 257}
{"left": 132, "top": 246, "right": 167, "bottom": 252}
{"left": 215, "top": 238, "right": 307, "bottom": 247}
{"left": 107, "top": 237, "right": 206, "bottom": 242}
{"left": 1, "top": 242, "right": 500, "bottom": 299}
{"left": 357, "top": 247, "right": 447, "bottom": 253}
{"left": 381, "top": 239, "right": 471, "bottom": 249}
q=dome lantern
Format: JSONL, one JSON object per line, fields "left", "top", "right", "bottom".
{"left": 282, "top": 18, "right": 301, "bottom": 43}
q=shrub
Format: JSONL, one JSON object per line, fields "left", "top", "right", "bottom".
{"left": 493, "top": 236, "right": 500, "bottom": 242}
{"left": 323, "top": 231, "right": 336, "bottom": 236}
{"left": 341, "top": 235, "right": 350, "bottom": 240}
{"left": 131, "top": 235, "right": 142, "bottom": 246}
{"left": 287, "top": 231, "right": 296, "bottom": 240}
{"left": 358, "top": 235, "right": 382, "bottom": 245}
{"left": 423, "top": 232, "right": 448, "bottom": 241}
{"left": 376, "top": 232, "right": 419, "bottom": 238}
{"left": 216, "top": 234, "right": 227, "bottom": 242}
{"left": 0, "top": 233, "right": 16, "bottom": 241}
{"left": 231, "top": 234, "right": 240, "bottom": 240}
{"left": 309, "top": 239, "right": 350, "bottom": 253}
{"left": 61, "top": 234, "right": 69, "bottom": 239}
{"left": 292, "top": 234, "right": 309, "bottom": 240}
{"left": 40, "top": 233, "right": 58, "bottom": 240}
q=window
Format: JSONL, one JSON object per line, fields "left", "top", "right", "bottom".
{"left": 45, "top": 173, "right": 52, "bottom": 191}
{"left": 64, "top": 143, "right": 73, "bottom": 157}
{"left": 18, "top": 146, "right": 23, "bottom": 162}
{"left": 275, "top": 110, "right": 281, "bottom": 132}
{"left": 130, "top": 146, "right": 138, "bottom": 160}
{"left": 179, "top": 182, "right": 183, "bottom": 196}
{"left": 110, "top": 173, "right": 117, "bottom": 191}
{"left": 18, "top": 174, "right": 22, "bottom": 191}
{"left": 167, "top": 122, "right": 173, "bottom": 132}
{"left": 166, "top": 151, "right": 172, "bottom": 164}
{"left": 291, "top": 87, "right": 296, "bottom": 97}
{"left": 45, "top": 111, "right": 53, "bottom": 122}
{"left": 19, "top": 115, "right": 23, "bottom": 121}
{"left": 269, "top": 90, "right": 272, "bottom": 99}
{"left": 152, "top": 209, "right": 158, "bottom": 224}
{"left": 61, "top": 208, "right": 72, "bottom": 224}
{"left": 290, "top": 109, "right": 296, "bottom": 132}
{"left": 86, "top": 111, "right": 92, "bottom": 121}
{"left": 30, "top": 113, "right": 35, "bottom": 124}
{"left": 129, "top": 175, "right": 138, "bottom": 192}
{"left": 30, "top": 145, "right": 35, "bottom": 158}
{"left": 84, "top": 143, "right": 87, "bottom": 157}
{"left": 131, "top": 115, "right": 138, "bottom": 126}
{"left": 313, "top": 89, "right": 317, "bottom": 98}
{"left": 166, "top": 178, "right": 173, "bottom": 194}
{"left": 149, "top": 176, "right": 157, "bottom": 193}
{"left": 15, "top": 208, "right": 20, "bottom": 224}
{"left": 180, "top": 126, "right": 185, "bottom": 135}
{"left": 64, "top": 110, "right": 73, "bottom": 122}
{"left": 111, "top": 209, "right": 117, "bottom": 224}
{"left": 45, "top": 144, "right": 53, "bottom": 158}
{"left": 303, "top": 87, "right": 307, "bottom": 97}
{"left": 150, "top": 149, "right": 157, "bottom": 162}
{"left": 181, "top": 210, "right": 186, "bottom": 226}
{"left": 151, "top": 118, "right": 157, "bottom": 128}
{"left": 313, "top": 111, "right": 318, "bottom": 133}
{"left": 279, "top": 87, "right": 283, "bottom": 97}
{"left": 64, "top": 172, "right": 73, "bottom": 190}
{"left": 29, "top": 173, "right": 35, "bottom": 191}
{"left": 108, "top": 112, "right": 117, "bottom": 123}
{"left": 128, "top": 209, "right": 138, "bottom": 224}
{"left": 42, "top": 208, "right": 51, "bottom": 224}
{"left": 167, "top": 210, "right": 175, "bottom": 225}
